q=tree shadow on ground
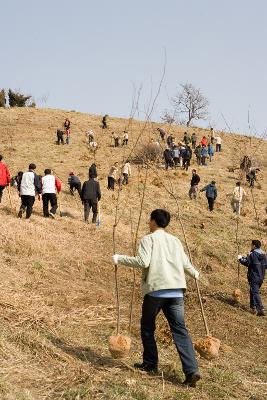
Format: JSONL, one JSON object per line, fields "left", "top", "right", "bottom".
{"left": 49, "top": 335, "right": 126, "bottom": 370}
{"left": 211, "top": 292, "right": 248, "bottom": 311}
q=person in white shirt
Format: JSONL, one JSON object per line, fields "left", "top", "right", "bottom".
{"left": 108, "top": 162, "right": 119, "bottom": 190}
{"left": 112, "top": 209, "right": 201, "bottom": 386}
{"left": 122, "top": 131, "right": 129, "bottom": 146}
{"left": 122, "top": 161, "right": 131, "bottom": 185}
{"left": 232, "top": 181, "right": 246, "bottom": 215}
{"left": 215, "top": 136, "right": 222, "bottom": 152}
{"left": 18, "top": 163, "right": 42, "bottom": 219}
{"left": 41, "top": 169, "right": 62, "bottom": 218}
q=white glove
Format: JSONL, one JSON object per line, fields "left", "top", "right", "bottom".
{"left": 194, "top": 270, "right": 200, "bottom": 280}
{"left": 112, "top": 254, "right": 119, "bottom": 265}
{"left": 237, "top": 255, "right": 243, "bottom": 260}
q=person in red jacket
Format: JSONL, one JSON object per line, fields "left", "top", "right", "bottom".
{"left": 200, "top": 136, "right": 207, "bottom": 147}
{"left": 0, "top": 155, "right": 11, "bottom": 203}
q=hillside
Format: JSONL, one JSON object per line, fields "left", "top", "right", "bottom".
{"left": 0, "top": 107, "right": 266, "bottom": 400}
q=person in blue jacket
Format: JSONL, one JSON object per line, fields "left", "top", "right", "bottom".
{"left": 238, "top": 240, "right": 266, "bottom": 316}
{"left": 208, "top": 143, "right": 214, "bottom": 162}
{"left": 200, "top": 180, "right": 217, "bottom": 211}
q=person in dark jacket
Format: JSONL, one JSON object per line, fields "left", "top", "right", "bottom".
{"left": 80, "top": 172, "right": 101, "bottom": 223}
{"left": 68, "top": 172, "right": 81, "bottom": 196}
{"left": 238, "top": 240, "right": 266, "bottom": 316}
{"left": 102, "top": 114, "right": 108, "bottom": 129}
{"left": 189, "top": 170, "right": 200, "bottom": 200}
{"left": 157, "top": 127, "right": 166, "bottom": 141}
{"left": 182, "top": 145, "right": 192, "bottom": 171}
{"left": 163, "top": 148, "right": 173, "bottom": 170}
{"left": 166, "top": 135, "right": 174, "bottom": 148}
{"left": 56, "top": 129, "right": 64, "bottom": 145}
{"left": 183, "top": 132, "right": 191, "bottom": 145}
{"left": 64, "top": 118, "right": 70, "bottom": 130}
{"left": 89, "top": 163, "right": 97, "bottom": 179}
{"left": 246, "top": 168, "right": 260, "bottom": 188}
{"left": 194, "top": 145, "right": 201, "bottom": 166}
{"left": 200, "top": 181, "right": 217, "bottom": 211}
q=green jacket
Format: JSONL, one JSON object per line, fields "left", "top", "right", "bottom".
{"left": 117, "top": 230, "right": 198, "bottom": 295}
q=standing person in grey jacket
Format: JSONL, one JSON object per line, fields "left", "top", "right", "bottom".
{"left": 80, "top": 172, "right": 101, "bottom": 223}
{"left": 18, "top": 163, "right": 41, "bottom": 219}
{"left": 200, "top": 180, "right": 217, "bottom": 211}
{"left": 112, "top": 209, "right": 201, "bottom": 387}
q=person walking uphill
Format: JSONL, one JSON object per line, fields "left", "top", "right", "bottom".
{"left": 231, "top": 182, "right": 246, "bottom": 215}
{"left": 108, "top": 162, "right": 119, "bottom": 190}
{"left": 122, "top": 160, "right": 131, "bottom": 185}
{"left": 200, "top": 180, "right": 217, "bottom": 211}
{"left": 18, "top": 164, "right": 41, "bottom": 219}
{"left": 0, "top": 155, "right": 11, "bottom": 203}
{"left": 80, "top": 171, "right": 101, "bottom": 223}
{"left": 112, "top": 209, "right": 201, "bottom": 387}
{"left": 189, "top": 170, "right": 200, "bottom": 200}
{"left": 238, "top": 240, "right": 266, "bottom": 316}
{"left": 41, "top": 169, "right": 62, "bottom": 218}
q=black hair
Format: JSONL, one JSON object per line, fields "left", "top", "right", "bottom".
{"left": 252, "top": 240, "right": 261, "bottom": 249}
{"left": 29, "top": 163, "right": 36, "bottom": 170}
{"left": 0, "top": 155, "right": 3, "bottom": 161}
{"left": 236, "top": 181, "right": 241, "bottom": 186}
{"left": 150, "top": 209, "right": 170, "bottom": 228}
{"left": 211, "top": 180, "right": 216, "bottom": 184}
{"left": 44, "top": 168, "right": 51, "bottom": 175}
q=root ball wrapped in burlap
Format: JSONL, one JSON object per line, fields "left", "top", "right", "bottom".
{"left": 232, "top": 288, "right": 242, "bottom": 302}
{"left": 194, "top": 335, "right": 221, "bottom": 360}
{"left": 108, "top": 334, "right": 131, "bottom": 359}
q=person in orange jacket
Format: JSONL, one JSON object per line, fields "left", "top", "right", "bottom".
{"left": 0, "top": 155, "right": 11, "bottom": 203}
{"left": 200, "top": 136, "right": 207, "bottom": 147}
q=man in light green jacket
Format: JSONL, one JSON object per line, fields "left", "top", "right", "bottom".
{"left": 112, "top": 209, "right": 201, "bottom": 387}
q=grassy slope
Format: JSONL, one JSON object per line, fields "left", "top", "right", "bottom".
{"left": 0, "top": 107, "right": 266, "bottom": 400}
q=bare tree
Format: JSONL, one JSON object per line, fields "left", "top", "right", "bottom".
{"left": 160, "top": 110, "right": 175, "bottom": 125}
{"left": 172, "top": 82, "right": 209, "bottom": 127}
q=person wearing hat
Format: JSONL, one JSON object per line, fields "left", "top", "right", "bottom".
{"left": 18, "top": 163, "right": 42, "bottom": 219}
{"left": 200, "top": 180, "right": 217, "bottom": 211}
{"left": 68, "top": 172, "right": 81, "bottom": 196}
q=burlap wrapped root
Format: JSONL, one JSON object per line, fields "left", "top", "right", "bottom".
{"left": 232, "top": 288, "right": 242, "bottom": 302}
{"left": 194, "top": 336, "right": 221, "bottom": 360}
{"left": 109, "top": 335, "right": 131, "bottom": 359}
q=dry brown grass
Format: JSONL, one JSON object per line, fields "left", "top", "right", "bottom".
{"left": 0, "top": 107, "right": 266, "bottom": 399}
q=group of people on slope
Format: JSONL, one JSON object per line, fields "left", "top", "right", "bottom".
{"left": 111, "top": 131, "right": 129, "bottom": 147}
{"left": 189, "top": 170, "right": 248, "bottom": 215}
{"left": 160, "top": 129, "right": 222, "bottom": 171}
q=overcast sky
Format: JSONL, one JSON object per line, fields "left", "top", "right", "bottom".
{"left": 1, "top": 0, "right": 267, "bottom": 136}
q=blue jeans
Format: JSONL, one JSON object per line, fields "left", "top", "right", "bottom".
{"left": 141, "top": 295, "right": 198, "bottom": 374}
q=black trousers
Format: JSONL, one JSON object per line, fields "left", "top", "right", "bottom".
{"left": 183, "top": 159, "right": 190, "bottom": 170}
{"left": 70, "top": 182, "right": 81, "bottom": 196}
{"left": 207, "top": 197, "right": 215, "bottom": 211}
{"left": 20, "top": 195, "right": 35, "bottom": 218}
{"left": 0, "top": 185, "right": 6, "bottom": 203}
{"left": 141, "top": 295, "right": 198, "bottom": 374}
{"left": 122, "top": 139, "right": 128, "bottom": 146}
{"left": 42, "top": 193, "right": 58, "bottom": 217}
{"left": 57, "top": 133, "right": 64, "bottom": 144}
{"left": 108, "top": 177, "right": 115, "bottom": 190}
{"left": 83, "top": 199, "right": 98, "bottom": 222}
{"left": 216, "top": 144, "right": 221, "bottom": 152}
{"left": 122, "top": 173, "right": 129, "bottom": 185}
